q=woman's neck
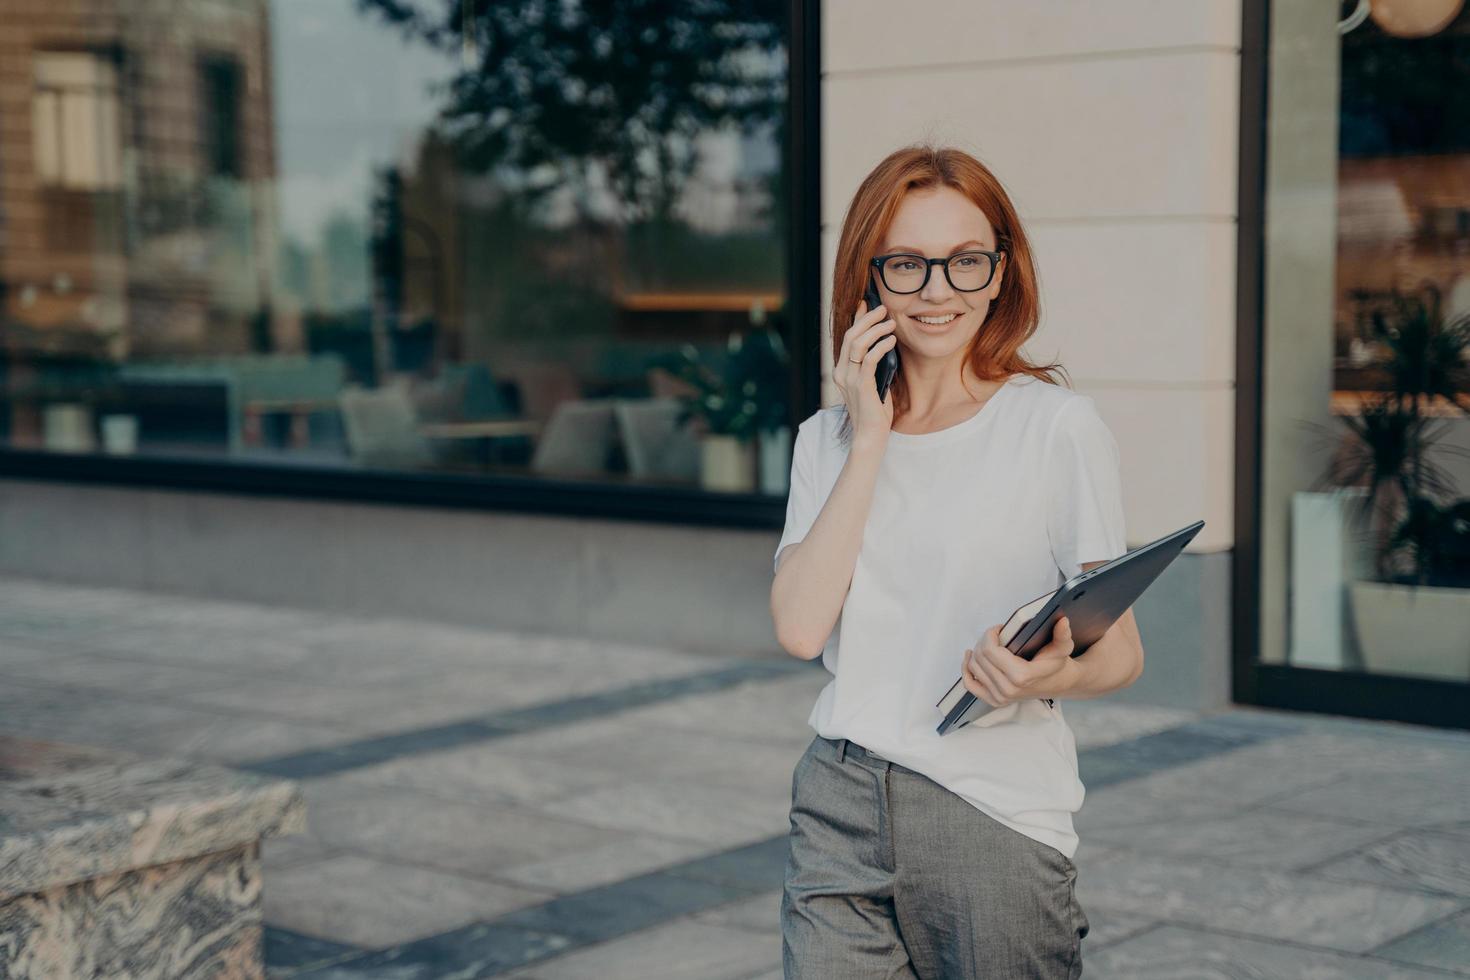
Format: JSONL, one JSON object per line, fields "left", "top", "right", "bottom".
{"left": 895, "top": 363, "right": 1009, "bottom": 432}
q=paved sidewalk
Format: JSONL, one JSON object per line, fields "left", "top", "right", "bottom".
{"left": 0, "top": 575, "right": 1466, "bottom": 979}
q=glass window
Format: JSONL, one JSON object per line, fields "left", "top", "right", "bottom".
{"left": 32, "top": 52, "right": 124, "bottom": 191}
{"left": 0, "top": 1, "right": 795, "bottom": 497}
{"left": 1261, "top": 1, "right": 1470, "bottom": 685}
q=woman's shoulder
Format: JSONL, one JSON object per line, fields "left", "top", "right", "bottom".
{"left": 1010, "top": 374, "right": 1101, "bottom": 423}
{"left": 796, "top": 404, "right": 847, "bottom": 438}
{"left": 811, "top": 403, "right": 848, "bottom": 421}
{"left": 792, "top": 405, "right": 843, "bottom": 459}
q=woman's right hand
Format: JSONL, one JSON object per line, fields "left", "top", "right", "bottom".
{"left": 835, "top": 299, "right": 897, "bottom": 446}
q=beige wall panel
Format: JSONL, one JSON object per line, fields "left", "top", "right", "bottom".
{"left": 823, "top": 51, "right": 1240, "bottom": 224}
{"left": 825, "top": 0, "right": 1240, "bottom": 73}
{"left": 1027, "top": 220, "right": 1237, "bottom": 384}
{"left": 1093, "top": 386, "right": 1236, "bottom": 553}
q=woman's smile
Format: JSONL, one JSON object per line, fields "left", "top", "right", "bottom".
{"left": 912, "top": 311, "right": 963, "bottom": 332}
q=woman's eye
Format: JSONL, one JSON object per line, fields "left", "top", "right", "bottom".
{"left": 954, "top": 256, "right": 978, "bottom": 267}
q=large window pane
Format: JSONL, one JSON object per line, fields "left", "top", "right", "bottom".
{"left": 1262, "top": 1, "right": 1470, "bottom": 685}
{"left": 0, "top": 0, "right": 793, "bottom": 496}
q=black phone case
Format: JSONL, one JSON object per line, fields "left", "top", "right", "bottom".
{"left": 864, "top": 278, "right": 900, "bottom": 402}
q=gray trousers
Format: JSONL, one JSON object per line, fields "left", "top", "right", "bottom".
{"left": 781, "top": 734, "right": 1089, "bottom": 979}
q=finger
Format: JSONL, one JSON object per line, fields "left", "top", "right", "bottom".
{"left": 861, "top": 297, "right": 886, "bottom": 325}
{"left": 974, "top": 623, "right": 1012, "bottom": 677}
{"left": 963, "top": 650, "right": 997, "bottom": 706}
{"left": 861, "top": 334, "right": 898, "bottom": 374}
{"left": 837, "top": 321, "right": 855, "bottom": 374}
{"left": 836, "top": 336, "right": 865, "bottom": 394}
{"left": 848, "top": 315, "right": 894, "bottom": 370}
{"left": 850, "top": 296, "right": 885, "bottom": 332}
{"left": 977, "top": 645, "right": 1021, "bottom": 700}
{"left": 841, "top": 322, "right": 893, "bottom": 389}
{"left": 981, "top": 632, "right": 1024, "bottom": 683}
{"left": 960, "top": 650, "right": 998, "bottom": 706}
{"left": 856, "top": 313, "right": 896, "bottom": 349}
{"left": 981, "top": 661, "right": 1017, "bottom": 704}
{"left": 839, "top": 297, "right": 875, "bottom": 368}
{"left": 1042, "top": 615, "right": 1075, "bottom": 656}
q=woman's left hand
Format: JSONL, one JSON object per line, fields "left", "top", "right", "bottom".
{"left": 961, "top": 616, "right": 1075, "bottom": 708}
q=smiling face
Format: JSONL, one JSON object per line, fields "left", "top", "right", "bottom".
{"left": 875, "top": 185, "right": 1005, "bottom": 362}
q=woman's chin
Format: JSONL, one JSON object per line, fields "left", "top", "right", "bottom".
{"left": 903, "top": 326, "right": 975, "bottom": 355}
{"left": 911, "top": 316, "right": 959, "bottom": 336}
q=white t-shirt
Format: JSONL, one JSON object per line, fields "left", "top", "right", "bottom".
{"left": 773, "top": 372, "right": 1128, "bottom": 861}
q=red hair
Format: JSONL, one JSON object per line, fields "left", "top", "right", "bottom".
{"left": 831, "top": 143, "right": 1069, "bottom": 436}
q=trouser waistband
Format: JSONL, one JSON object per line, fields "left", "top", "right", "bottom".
{"left": 821, "top": 735, "right": 916, "bottom": 774}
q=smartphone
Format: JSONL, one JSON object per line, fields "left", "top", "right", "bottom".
{"left": 864, "top": 277, "right": 900, "bottom": 402}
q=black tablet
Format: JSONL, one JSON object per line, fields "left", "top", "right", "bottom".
{"left": 936, "top": 518, "right": 1206, "bottom": 735}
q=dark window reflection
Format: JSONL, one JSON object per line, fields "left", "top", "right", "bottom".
{"left": 1335, "top": 9, "right": 1470, "bottom": 401}
{"left": 0, "top": 0, "right": 794, "bottom": 495}
{"left": 198, "top": 55, "right": 244, "bottom": 179}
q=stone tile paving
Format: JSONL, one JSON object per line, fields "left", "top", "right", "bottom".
{"left": 0, "top": 574, "right": 1466, "bottom": 978}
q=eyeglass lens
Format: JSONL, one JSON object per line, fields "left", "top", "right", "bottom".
{"left": 880, "top": 252, "right": 995, "bottom": 293}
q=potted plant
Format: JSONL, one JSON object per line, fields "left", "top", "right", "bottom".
{"left": 649, "top": 324, "right": 790, "bottom": 493}
{"left": 1307, "top": 285, "right": 1470, "bottom": 680}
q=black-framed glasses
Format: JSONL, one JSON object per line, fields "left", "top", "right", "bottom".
{"left": 869, "top": 247, "right": 1005, "bottom": 294}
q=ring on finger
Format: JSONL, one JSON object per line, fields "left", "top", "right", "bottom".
{"left": 855, "top": 336, "right": 892, "bottom": 363}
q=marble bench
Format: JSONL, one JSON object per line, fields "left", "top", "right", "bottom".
{"left": 0, "top": 736, "right": 304, "bottom": 979}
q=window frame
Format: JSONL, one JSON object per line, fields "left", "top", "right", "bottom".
{"left": 1234, "top": 0, "right": 1470, "bottom": 730}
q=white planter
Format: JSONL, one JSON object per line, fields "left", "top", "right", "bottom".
{"left": 700, "top": 434, "right": 755, "bottom": 492}
{"left": 42, "top": 403, "right": 95, "bottom": 453}
{"left": 100, "top": 414, "right": 139, "bottom": 455}
{"left": 1348, "top": 580, "right": 1470, "bottom": 682}
{"left": 757, "top": 425, "right": 792, "bottom": 495}
{"left": 1290, "top": 488, "right": 1372, "bottom": 668}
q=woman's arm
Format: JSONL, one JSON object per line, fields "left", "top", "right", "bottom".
{"left": 962, "top": 561, "right": 1146, "bottom": 705}
{"left": 770, "top": 433, "right": 887, "bottom": 660}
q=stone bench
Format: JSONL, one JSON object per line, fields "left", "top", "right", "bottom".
{"left": 0, "top": 736, "right": 304, "bottom": 979}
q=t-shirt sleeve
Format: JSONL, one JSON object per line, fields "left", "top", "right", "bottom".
{"left": 773, "top": 416, "right": 822, "bottom": 575}
{"left": 1045, "top": 396, "right": 1128, "bottom": 580}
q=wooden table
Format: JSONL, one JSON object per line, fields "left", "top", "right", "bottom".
{"left": 418, "top": 418, "right": 544, "bottom": 467}
{"left": 417, "top": 419, "right": 544, "bottom": 439}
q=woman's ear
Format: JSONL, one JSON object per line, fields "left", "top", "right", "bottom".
{"left": 988, "top": 253, "right": 1005, "bottom": 300}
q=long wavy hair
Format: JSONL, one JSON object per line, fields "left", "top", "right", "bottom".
{"left": 831, "top": 143, "right": 1069, "bottom": 443}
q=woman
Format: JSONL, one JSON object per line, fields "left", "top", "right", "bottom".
{"left": 770, "top": 144, "right": 1146, "bottom": 979}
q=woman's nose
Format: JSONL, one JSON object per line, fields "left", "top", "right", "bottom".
{"left": 920, "top": 266, "right": 955, "bottom": 302}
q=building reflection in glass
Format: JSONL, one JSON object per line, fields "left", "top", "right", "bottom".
{"left": 0, "top": 0, "right": 793, "bottom": 494}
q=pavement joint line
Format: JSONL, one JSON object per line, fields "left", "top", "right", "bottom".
{"left": 239, "top": 657, "right": 817, "bottom": 780}
{"left": 1366, "top": 904, "right": 1470, "bottom": 964}
{"left": 1087, "top": 918, "right": 1470, "bottom": 977}
{"left": 263, "top": 927, "right": 360, "bottom": 977}
{"left": 270, "top": 713, "right": 1299, "bottom": 978}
